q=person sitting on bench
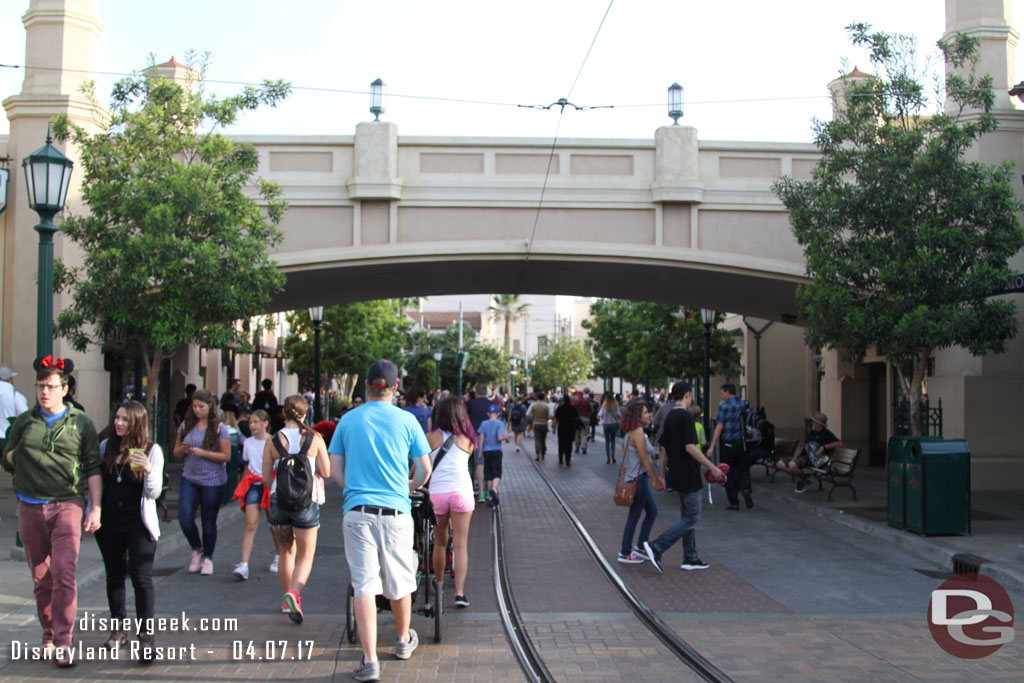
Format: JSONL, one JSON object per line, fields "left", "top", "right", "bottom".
{"left": 776, "top": 412, "right": 842, "bottom": 493}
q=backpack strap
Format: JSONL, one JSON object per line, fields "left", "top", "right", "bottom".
{"left": 297, "top": 432, "right": 314, "bottom": 456}
{"left": 272, "top": 433, "right": 290, "bottom": 459}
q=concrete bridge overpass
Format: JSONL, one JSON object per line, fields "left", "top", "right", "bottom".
{"left": 253, "top": 128, "right": 817, "bottom": 319}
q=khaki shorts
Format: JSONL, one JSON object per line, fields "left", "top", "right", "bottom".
{"left": 343, "top": 508, "right": 417, "bottom": 600}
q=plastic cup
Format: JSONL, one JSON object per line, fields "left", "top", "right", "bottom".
{"left": 129, "top": 448, "right": 146, "bottom": 472}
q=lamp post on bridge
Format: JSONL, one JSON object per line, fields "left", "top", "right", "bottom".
{"left": 433, "top": 348, "right": 442, "bottom": 399}
{"left": 308, "top": 306, "right": 324, "bottom": 422}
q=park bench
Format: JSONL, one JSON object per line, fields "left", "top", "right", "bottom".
{"left": 760, "top": 438, "right": 799, "bottom": 482}
{"left": 806, "top": 447, "right": 861, "bottom": 501}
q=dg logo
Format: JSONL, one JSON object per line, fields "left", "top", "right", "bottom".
{"left": 928, "top": 574, "right": 1014, "bottom": 658}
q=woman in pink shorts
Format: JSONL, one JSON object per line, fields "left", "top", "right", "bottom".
{"left": 426, "top": 398, "right": 477, "bottom": 609}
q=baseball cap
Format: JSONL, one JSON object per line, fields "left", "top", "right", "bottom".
{"left": 669, "top": 381, "right": 692, "bottom": 399}
{"left": 366, "top": 360, "right": 399, "bottom": 388}
{"left": 488, "top": 403, "right": 501, "bottom": 413}
{"left": 0, "top": 367, "right": 16, "bottom": 381}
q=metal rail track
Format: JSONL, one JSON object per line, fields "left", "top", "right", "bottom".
{"left": 490, "top": 458, "right": 734, "bottom": 683}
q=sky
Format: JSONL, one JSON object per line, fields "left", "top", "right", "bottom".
{"left": 0, "top": 0, "right": 974, "bottom": 143}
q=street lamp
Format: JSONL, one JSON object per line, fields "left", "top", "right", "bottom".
{"left": 700, "top": 308, "right": 715, "bottom": 436}
{"left": 370, "top": 78, "right": 385, "bottom": 121}
{"left": 22, "top": 127, "right": 73, "bottom": 358}
{"left": 432, "top": 348, "right": 442, "bottom": 398}
{"left": 308, "top": 306, "right": 324, "bottom": 422}
{"left": 667, "top": 83, "right": 683, "bottom": 125}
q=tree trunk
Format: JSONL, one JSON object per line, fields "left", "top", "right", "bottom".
{"left": 908, "top": 349, "right": 930, "bottom": 437}
{"left": 144, "top": 347, "right": 163, "bottom": 433}
{"left": 504, "top": 315, "right": 511, "bottom": 354}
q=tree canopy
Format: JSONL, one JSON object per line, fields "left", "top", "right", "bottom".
{"left": 51, "top": 51, "right": 291, "bottom": 408}
{"left": 488, "top": 294, "right": 529, "bottom": 353}
{"left": 773, "top": 25, "right": 1024, "bottom": 432}
{"left": 582, "top": 299, "right": 740, "bottom": 388}
{"left": 531, "top": 335, "right": 593, "bottom": 392}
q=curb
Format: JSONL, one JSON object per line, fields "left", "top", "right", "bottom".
{"left": 752, "top": 483, "right": 1024, "bottom": 593}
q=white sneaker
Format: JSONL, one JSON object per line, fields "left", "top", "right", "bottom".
{"left": 233, "top": 562, "right": 249, "bottom": 580}
{"left": 269, "top": 555, "right": 279, "bottom": 573}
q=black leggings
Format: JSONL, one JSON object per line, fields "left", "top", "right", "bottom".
{"left": 557, "top": 429, "right": 574, "bottom": 465}
{"left": 95, "top": 523, "right": 157, "bottom": 629}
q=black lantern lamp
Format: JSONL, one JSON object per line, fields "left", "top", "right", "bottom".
{"left": 667, "top": 83, "right": 684, "bottom": 125}
{"left": 370, "top": 78, "right": 385, "bottom": 121}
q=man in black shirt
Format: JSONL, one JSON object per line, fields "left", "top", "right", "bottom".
{"left": 643, "top": 382, "right": 726, "bottom": 573}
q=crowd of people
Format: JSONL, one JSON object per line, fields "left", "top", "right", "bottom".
{"left": 1, "top": 355, "right": 840, "bottom": 677}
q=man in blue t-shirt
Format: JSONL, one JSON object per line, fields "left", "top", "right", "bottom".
{"left": 329, "top": 360, "right": 431, "bottom": 681}
{"left": 477, "top": 404, "right": 508, "bottom": 507}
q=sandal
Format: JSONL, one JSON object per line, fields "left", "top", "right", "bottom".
{"left": 103, "top": 630, "right": 129, "bottom": 649}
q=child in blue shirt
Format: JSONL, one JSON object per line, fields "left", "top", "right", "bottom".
{"left": 476, "top": 404, "right": 508, "bottom": 507}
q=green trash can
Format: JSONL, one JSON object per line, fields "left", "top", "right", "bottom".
{"left": 904, "top": 437, "right": 971, "bottom": 536}
{"left": 886, "top": 436, "right": 910, "bottom": 529}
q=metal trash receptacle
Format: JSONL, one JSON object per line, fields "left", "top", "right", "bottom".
{"left": 904, "top": 437, "right": 971, "bottom": 536}
{"left": 886, "top": 436, "right": 910, "bottom": 529}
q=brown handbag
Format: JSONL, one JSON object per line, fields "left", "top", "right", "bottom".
{"left": 613, "top": 435, "right": 637, "bottom": 506}
{"left": 614, "top": 478, "right": 637, "bottom": 507}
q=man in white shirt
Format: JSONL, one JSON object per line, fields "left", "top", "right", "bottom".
{"left": 0, "top": 366, "right": 28, "bottom": 449}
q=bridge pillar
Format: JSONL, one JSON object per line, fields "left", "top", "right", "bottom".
{"left": 347, "top": 121, "right": 403, "bottom": 200}
{"left": 651, "top": 125, "right": 703, "bottom": 203}
{"left": 2, "top": 0, "right": 109, "bottom": 421}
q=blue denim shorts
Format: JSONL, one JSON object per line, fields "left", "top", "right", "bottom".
{"left": 268, "top": 493, "right": 320, "bottom": 529}
{"left": 244, "top": 481, "right": 263, "bottom": 506}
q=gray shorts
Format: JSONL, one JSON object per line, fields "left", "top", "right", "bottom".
{"left": 343, "top": 508, "right": 417, "bottom": 600}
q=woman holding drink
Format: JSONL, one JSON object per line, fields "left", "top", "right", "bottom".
{"left": 94, "top": 400, "right": 164, "bottom": 660}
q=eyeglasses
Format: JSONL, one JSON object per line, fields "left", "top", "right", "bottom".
{"left": 35, "top": 383, "right": 65, "bottom": 392}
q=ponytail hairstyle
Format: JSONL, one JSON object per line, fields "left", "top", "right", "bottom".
{"left": 182, "top": 389, "right": 222, "bottom": 450}
{"left": 33, "top": 355, "right": 75, "bottom": 385}
{"left": 431, "top": 397, "right": 478, "bottom": 449}
{"left": 282, "top": 394, "right": 315, "bottom": 440}
{"left": 103, "top": 400, "right": 151, "bottom": 481}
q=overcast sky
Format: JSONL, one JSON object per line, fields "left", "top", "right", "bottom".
{"left": 0, "top": 1, "right": 998, "bottom": 143}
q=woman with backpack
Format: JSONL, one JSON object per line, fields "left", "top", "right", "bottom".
{"left": 262, "top": 395, "right": 330, "bottom": 623}
{"left": 403, "top": 386, "right": 432, "bottom": 433}
{"left": 507, "top": 396, "right": 526, "bottom": 452}
{"left": 425, "top": 397, "right": 477, "bottom": 609}
{"left": 598, "top": 393, "right": 622, "bottom": 464}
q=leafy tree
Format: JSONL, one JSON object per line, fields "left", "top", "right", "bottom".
{"left": 284, "top": 300, "right": 410, "bottom": 398}
{"left": 773, "top": 25, "right": 1024, "bottom": 434}
{"left": 583, "top": 299, "right": 740, "bottom": 388}
{"left": 531, "top": 335, "right": 593, "bottom": 392}
{"left": 488, "top": 294, "right": 529, "bottom": 353}
{"left": 51, "top": 52, "right": 291, "bottom": 413}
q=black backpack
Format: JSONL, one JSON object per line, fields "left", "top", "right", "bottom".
{"left": 273, "top": 431, "right": 315, "bottom": 512}
{"left": 738, "top": 405, "right": 763, "bottom": 452}
{"left": 509, "top": 403, "right": 525, "bottom": 426}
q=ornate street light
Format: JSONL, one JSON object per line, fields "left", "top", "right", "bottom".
{"left": 432, "top": 348, "right": 442, "bottom": 398}
{"left": 700, "top": 308, "right": 716, "bottom": 436}
{"left": 667, "top": 83, "right": 683, "bottom": 125}
{"left": 308, "top": 306, "right": 324, "bottom": 422}
{"left": 370, "top": 78, "right": 385, "bottom": 121}
{"left": 22, "top": 127, "right": 73, "bottom": 357}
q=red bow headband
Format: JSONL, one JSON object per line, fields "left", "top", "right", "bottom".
{"left": 40, "top": 355, "right": 65, "bottom": 370}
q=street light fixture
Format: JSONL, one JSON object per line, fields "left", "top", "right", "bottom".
{"left": 667, "top": 83, "right": 684, "bottom": 125}
{"left": 432, "top": 348, "right": 442, "bottom": 398}
{"left": 23, "top": 127, "right": 73, "bottom": 358}
{"left": 700, "top": 308, "right": 715, "bottom": 436}
{"left": 370, "top": 78, "right": 385, "bottom": 121}
{"left": 308, "top": 306, "right": 324, "bottom": 422}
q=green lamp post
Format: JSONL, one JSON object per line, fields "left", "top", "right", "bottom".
{"left": 22, "top": 127, "right": 73, "bottom": 358}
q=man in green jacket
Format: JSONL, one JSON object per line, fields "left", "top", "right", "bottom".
{"left": 2, "top": 358, "right": 101, "bottom": 667}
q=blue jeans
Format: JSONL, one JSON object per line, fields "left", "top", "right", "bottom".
{"left": 177, "top": 477, "right": 226, "bottom": 559}
{"left": 620, "top": 474, "right": 657, "bottom": 556}
{"left": 603, "top": 424, "right": 619, "bottom": 461}
{"left": 650, "top": 489, "right": 702, "bottom": 562}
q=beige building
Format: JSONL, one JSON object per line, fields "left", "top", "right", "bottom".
{"left": 1, "top": 0, "right": 1021, "bottom": 490}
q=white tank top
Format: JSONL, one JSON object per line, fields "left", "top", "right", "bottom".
{"left": 427, "top": 430, "right": 473, "bottom": 495}
{"left": 269, "top": 428, "right": 323, "bottom": 504}
{"left": 242, "top": 436, "right": 268, "bottom": 476}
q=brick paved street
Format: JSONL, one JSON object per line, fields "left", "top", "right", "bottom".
{"left": 1, "top": 433, "right": 1022, "bottom": 681}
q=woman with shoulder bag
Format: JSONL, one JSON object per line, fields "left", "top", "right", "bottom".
{"left": 616, "top": 402, "right": 664, "bottom": 564}
{"left": 94, "top": 400, "right": 163, "bottom": 661}
{"left": 426, "top": 397, "right": 477, "bottom": 608}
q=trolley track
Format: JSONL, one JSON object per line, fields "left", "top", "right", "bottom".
{"left": 491, "top": 456, "right": 734, "bottom": 683}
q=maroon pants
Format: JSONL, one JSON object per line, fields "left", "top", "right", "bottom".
{"left": 18, "top": 499, "right": 85, "bottom": 647}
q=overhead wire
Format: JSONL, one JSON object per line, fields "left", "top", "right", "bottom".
{"left": 511, "top": 0, "right": 615, "bottom": 300}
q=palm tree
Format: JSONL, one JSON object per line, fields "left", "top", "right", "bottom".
{"left": 488, "top": 294, "right": 529, "bottom": 354}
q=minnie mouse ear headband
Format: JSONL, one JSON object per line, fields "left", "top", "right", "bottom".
{"left": 33, "top": 354, "right": 75, "bottom": 375}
